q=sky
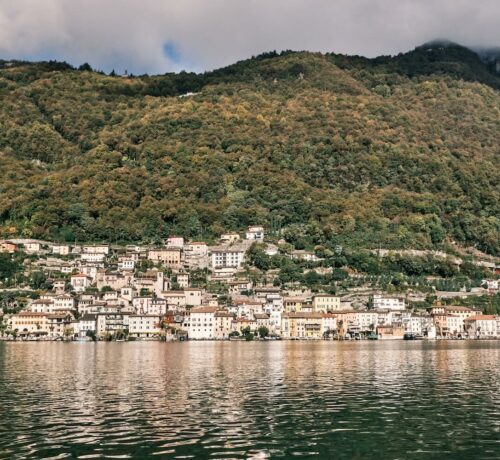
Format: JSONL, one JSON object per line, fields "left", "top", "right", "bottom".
{"left": 0, "top": 0, "right": 499, "bottom": 75}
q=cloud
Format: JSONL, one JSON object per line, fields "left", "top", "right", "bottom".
{"left": 0, "top": 0, "right": 499, "bottom": 74}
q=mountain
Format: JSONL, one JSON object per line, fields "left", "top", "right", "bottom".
{"left": 0, "top": 43, "right": 499, "bottom": 254}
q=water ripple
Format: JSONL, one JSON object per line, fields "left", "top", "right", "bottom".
{"left": 0, "top": 341, "right": 498, "bottom": 459}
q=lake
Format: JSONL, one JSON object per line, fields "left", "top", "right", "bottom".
{"left": 0, "top": 341, "right": 498, "bottom": 459}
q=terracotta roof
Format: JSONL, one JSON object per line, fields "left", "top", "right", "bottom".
{"left": 215, "top": 311, "right": 234, "bottom": 318}
{"left": 190, "top": 307, "right": 218, "bottom": 314}
{"left": 465, "top": 315, "right": 496, "bottom": 321}
{"left": 444, "top": 306, "right": 473, "bottom": 312}
{"left": 283, "top": 312, "right": 323, "bottom": 319}
{"left": 15, "top": 312, "right": 48, "bottom": 317}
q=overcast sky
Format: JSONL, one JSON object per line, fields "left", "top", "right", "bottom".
{"left": 0, "top": 0, "right": 499, "bottom": 74}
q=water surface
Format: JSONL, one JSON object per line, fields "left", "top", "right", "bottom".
{"left": 0, "top": 341, "right": 498, "bottom": 459}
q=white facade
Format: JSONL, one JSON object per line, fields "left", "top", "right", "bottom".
{"left": 81, "top": 253, "right": 106, "bottom": 263}
{"left": 118, "top": 258, "right": 135, "bottom": 271}
{"left": 465, "top": 315, "right": 498, "bottom": 338}
{"left": 211, "top": 249, "right": 244, "bottom": 269}
{"left": 52, "top": 245, "right": 70, "bottom": 256}
{"left": 373, "top": 294, "right": 406, "bottom": 311}
{"left": 71, "top": 274, "right": 92, "bottom": 292}
{"left": 166, "top": 237, "right": 184, "bottom": 248}
{"left": 186, "top": 307, "right": 217, "bottom": 339}
{"left": 83, "top": 245, "right": 110, "bottom": 255}
{"left": 53, "top": 295, "right": 76, "bottom": 311}
{"left": 128, "top": 315, "right": 162, "bottom": 337}
{"left": 245, "top": 226, "right": 264, "bottom": 241}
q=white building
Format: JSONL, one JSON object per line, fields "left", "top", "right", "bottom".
{"left": 52, "top": 245, "right": 70, "bottom": 256}
{"left": 76, "top": 314, "right": 97, "bottom": 337}
{"left": 177, "top": 273, "right": 189, "bottom": 288}
{"left": 220, "top": 233, "right": 240, "bottom": 243}
{"left": 214, "top": 311, "right": 234, "bottom": 339}
{"left": 83, "top": 245, "right": 110, "bottom": 255}
{"left": 71, "top": 273, "right": 92, "bottom": 292}
{"left": 81, "top": 253, "right": 106, "bottom": 263}
{"left": 184, "top": 288, "right": 203, "bottom": 307}
{"left": 465, "top": 315, "right": 498, "bottom": 339}
{"left": 24, "top": 241, "right": 42, "bottom": 254}
{"left": 405, "top": 314, "right": 436, "bottom": 338}
{"left": 166, "top": 236, "right": 184, "bottom": 248}
{"left": 128, "top": 315, "right": 162, "bottom": 338}
{"left": 185, "top": 307, "right": 218, "bottom": 339}
{"left": 53, "top": 295, "right": 76, "bottom": 312}
{"left": 30, "top": 299, "right": 55, "bottom": 313}
{"left": 372, "top": 294, "right": 406, "bottom": 311}
{"left": 118, "top": 257, "right": 135, "bottom": 271}
{"left": 210, "top": 248, "right": 245, "bottom": 269}
{"left": 245, "top": 226, "right": 264, "bottom": 241}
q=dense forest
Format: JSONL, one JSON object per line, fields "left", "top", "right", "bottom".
{"left": 0, "top": 42, "right": 499, "bottom": 254}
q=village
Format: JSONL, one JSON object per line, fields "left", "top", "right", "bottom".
{"left": 0, "top": 225, "right": 499, "bottom": 342}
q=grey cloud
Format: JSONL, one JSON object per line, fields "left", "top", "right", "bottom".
{"left": 0, "top": 0, "right": 499, "bottom": 74}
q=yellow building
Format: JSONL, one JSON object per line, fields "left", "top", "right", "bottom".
{"left": 10, "top": 312, "right": 49, "bottom": 335}
{"left": 284, "top": 297, "right": 308, "bottom": 312}
{"left": 312, "top": 295, "right": 341, "bottom": 312}
{"left": 281, "top": 312, "right": 323, "bottom": 339}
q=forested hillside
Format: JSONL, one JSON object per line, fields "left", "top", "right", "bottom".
{"left": 0, "top": 43, "right": 499, "bottom": 254}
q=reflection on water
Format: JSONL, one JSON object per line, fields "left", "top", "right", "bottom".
{"left": 0, "top": 341, "right": 498, "bottom": 459}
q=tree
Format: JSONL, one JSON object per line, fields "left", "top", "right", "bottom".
{"left": 258, "top": 326, "right": 269, "bottom": 338}
{"left": 78, "top": 63, "right": 93, "bottom": 72}
{"left": 86, "top": 330, "right": 97, "bottom": 341}
{"left": 30, "top": 271, "right": 47, "bottom": 290}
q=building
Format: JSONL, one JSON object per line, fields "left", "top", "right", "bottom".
{"left": 118, "top": 257, "right": 135, "bottom": 271}
{"left": 184, "top": 288, "right": 203, "bottom": 307}
{"left": 254, "top": 313, "right": 271, "bottom": 331}
{"left": 30, "top": 299, "right": 55, "bottom": 313}
{"left": 281, "top": 312, "right": 323, "bottom": 339}
{"left": 163, "top": 291, "right": 186, "bottom": 309}
{"left": 377, "top": 325, "right": 405, "bottom": 340}
{"left": 128, "top": 315, "right": 162, "bottom": 338}
{"left": 291, "top": 250, "right": 321, "bottom": 262}
{"left": 71, "top": 273, "right": 92, "bottom": 292}
{"left": 214, "top": 311, "right": 234, "bottom": 339}
{"left": 220, "top": 233, "right": 240, "bottom": 243}
{"left": 210, "top": 247, "right": 245, "bottom": 269}
{"left": 284, "top": 297, "right": 308, "bottom": 312}
{"left": 10, "top": 312, "right": 48, "bottom": 335}
{"left": 81, "top": 253, "right": 106, "bottom": 263}
{"left": 177, "top": 273, "right": 189, "bottom": 288}
{"left": 24, "top": 241, "right": 42, "bottom": 254}
{"left": 46, "top": 313, "right": 73, "bottom": 338}
{"left": 0, "top": 241, "right": 18, "bottom": 253}
{"left": 166, "top": 236, "right": 185, "bottom": 248}
{"left": 96, "top": 313, "right": 127, "bottom": 336}
{"left": 77, "top": 314, "right": 97, "bottom": 337}
{"left": 82, "top": 245, "right": 110, "bottom": 255}
{"left": 185, "top": 306, "right": 218, "bottom": 339}
{"left": 183, "top": 242, "right": 209, "bottom": 269}
{"left": 482, "top": 279, "right": 499, "bottom": 292}
{"left": 53, "top": 295, "right": 76, "bottom": 312}
{"left": 465, "top": 315, "right": 498, "bottom": 339}
{"left": 312, "top": 295, "right": 341, "bottom": 312}
{"left": 52, "top": 245, "right": 70, "bottom": 256}
{"left": 132, "top": 297, "right": 168, "bottom": 316}
{"left": 372, "top": 294, "right": 406, "bottom": 311}
{"left": 245, "top": 226, "right": 264, "bottom": 241}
